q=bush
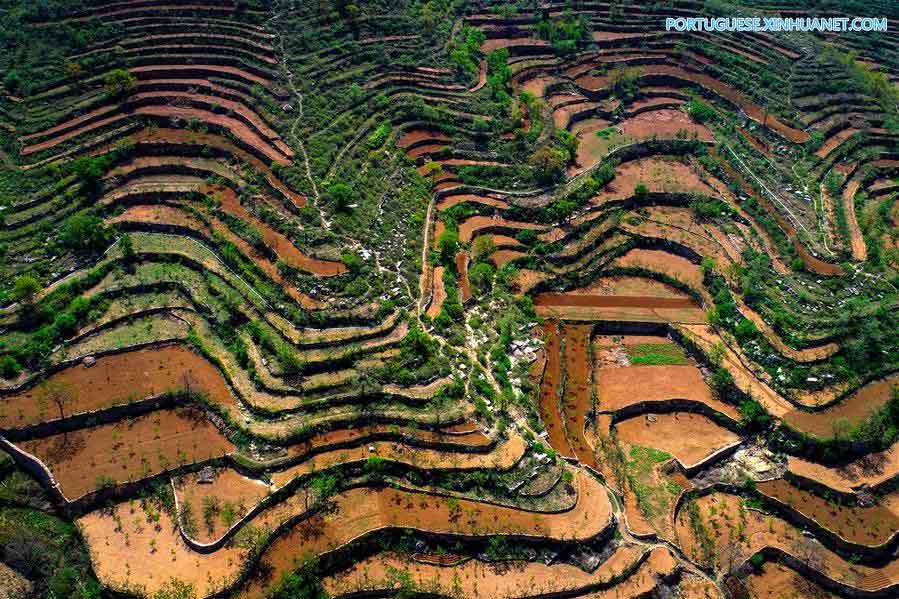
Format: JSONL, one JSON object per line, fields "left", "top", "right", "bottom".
{"left": 0, "top": 355, "right": 21, "bottom": 378}
{"left": 325, "top": 182, "right": 354, "bottom": 212}
{"left": 529, "top": 147, "right": 568, "bottom": 183}
{"left": 469, "top": 262, "right": 495, "bottom": 292}
{"left": 685, "top": 99, "right": 716, "bottom": 124}
{"left": 103, "top": 68, "right": 136, "bottom": 97}
{"left": 437, "top": 230, "right": 459, "bottom": 265}
{"left": 11, "top": 275, "right": 40, "bottom": 304}
{"left": 60, "top": 214, "right": 111, "bottom": 251}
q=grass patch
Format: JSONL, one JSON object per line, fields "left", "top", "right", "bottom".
{"left": 625, "top": 444, "right": 680, "bottom": 520}
{"left": 626, "top": 343, "right": 689, "bottom": 366}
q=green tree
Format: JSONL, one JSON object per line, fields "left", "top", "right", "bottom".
{"left": 60, "top": 214, "right": 111, "bottom": 251}
{"left": 685, "top": 99, "right": 716, "bottom": 123}
{"left": 437, "top": 229, "right": 459, "bottom": 265}
{"left": 12, "top": 275, "right": 40, "bottom": 305}
{"left": 325, "top": 182, "right": 354, "bottom": 212}
{"left": 469, "top": 262, "right": 495, "bottom": 292}
{"left": 529, "top": 147, "right": 568, "bottom": 183}
{"left": 103, "top": 68, "right": 137, "bottom": 97}
{"left": 120, "top": 233, "right": 136, "bottom": 271}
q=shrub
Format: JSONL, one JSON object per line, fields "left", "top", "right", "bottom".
{"left": 437, "top": 229, "right": 459, "bottom": 265}
{"left": 325, "top": 182, "right": 354, "bottom": 212}
{"left": 11, "top": 275, "right": 40, "bottom": 304}
{"left": 0, "top": 355, "right": 21, "bottom": 378}
{"left": 469, "top": 262, "right": 495, "bottom": 292}
{"left": 60, "top": 214, "right": 111, "bottom": 251}
{"left": 529, "top": 147, "right": 568, "bottom": 183}
{"left": 685, "top": 99, "right": 716, "bottom": 124}
{"left": 103, "top": 68, "right": 136, "bottom": 97}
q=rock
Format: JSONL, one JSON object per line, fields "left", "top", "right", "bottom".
{"left": 82, "top": 356, "right": 96, "bottom": 368}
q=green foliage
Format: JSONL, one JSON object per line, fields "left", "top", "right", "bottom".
{"left": 449, "top": 25, "right": 485, "bottom": 79}
{"left": 685, "top": 99, "right": 716, "bottom": 124}
{"left": 689, "top": 195, "right": 733, "bottom": 220}
{"left": 325, "top": 182, "right": 354, "bottom": 212}
{"left": 739, "top": 399, "right": 770, "bottom": 430}
{"left": 609, "top": 66, "right": 641, "bottom": 98}
{"left": 534, "top": 11, "right": 589, "bottom": 55}
{"left": 437, "top": 229, "right": 459, "bottom": 265}
{"left": 60, "top": 214, "right": 111, "bottom": 251}
{"left": 627, "top": 343, "right": 689, "bottom": 366}
{"left": 529, "top": 146, "right": 568, "bottom": 183}
{"left": 469, "top": 261, "right": 495, "bottom": 292}
{"left": 0, "top": 506, "right": 102, "bottom": 599}
{"left": 486, "top": 48, "right": 512, "bottom": 104}
{"left": 268, "top": 560, "right": 328, "bottom": 599}
{"left": 103, "top": 68, "right": 136, "bottom": 97}
{"left": 366, "top": 122, "right": 391, "bottom": 149}
{"left": 11, "top": 275, "right": 40, "bottom": 304}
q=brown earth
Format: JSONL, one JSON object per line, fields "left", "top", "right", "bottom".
{"left": 757, "top": 479, "right": 899, "bottom": 548}
{"left": 21, "top": 407, "right": 233, "bottom": 500}
{"left": 788, "top": 441, "right": 899, "bottom": 494}
{"left": 537, "top": 322, "right": 575, "bottom": 458}
{"left": 618, "top": 108, "right": 713, "bottom": 142}
{"left": 783, "top": 374, "right": 899, "bottom": 439}
{"left": 0, "top": 345, "right": 234, "bottom": 429}
{"left": 615, "top": 412, "right": 740, "bottom": 469}
{"left": 560, "top": 324, "right": 596, "bottom": 467}
{"left": 596, "top": 363, "right": 740, "bottom": 422}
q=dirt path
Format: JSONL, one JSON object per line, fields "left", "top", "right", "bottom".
{"left": 842, "top": 177, "right": 868, "bottom": 261}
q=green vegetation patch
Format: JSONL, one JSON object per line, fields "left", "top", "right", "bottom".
{"left": 626, "top": 343, "right": 690, "bottom": 366}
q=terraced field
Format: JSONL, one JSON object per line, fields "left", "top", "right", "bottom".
{"left": 0, "top": 1, "right": 898, "bottom": 598}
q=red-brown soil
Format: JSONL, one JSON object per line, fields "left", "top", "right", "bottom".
{"left": 0, "top": 345, "right": 234, "bottom": 429}
{"left": 816, "top": 128, "right": 859, "bottom": 159}
{"left": 743, "top": 561, "right": 836, "bottom": 599}
{"left": 322, "top": 545, "right": 662, "bottom": 599}
{"left": 241, "top": 469, "right": 610, "bottom": 597}
{"left": 130, "top": 64, "right": 270, "bottom": 88}
{"left": 610, "top": 248, "right": 705, "bottom": 292}
{"left": 675, "top": 323, "right": 793, "bottom": 418}
{"left": 782, "top": 374, "right": 899, "bottom": 438}
{"left": 737, "top": 126, "right": 773, "bottom": 158}
{"left": 788, "top": 440, "right": 899, "bottom": 494}
{"left": 490, "top": 248, "right": 526, "bottom": 267}
{"left": 614, "top": 412, "right": 740, "bottom": 469}
{"left": 80, "top": 469, "right": 611, "bottom": 596}
{"left": 437, "top": 193, "right": 510, "bottom": 211}
{"left": 101, "top": 127, "right": 305, "bottom": 208}
{"left": 537, "top": 321, "right": 575, "bottom": 458}
{"left": 579, "top": 65, "right": 809, "bottom": 143}
{"left": 21, "top": 407, "right": 233, "bottom": 500}
{"left": 676, "top": 492, "right": 899, "bottom": 593}
{"left": 715, "top": 153, "right": 844, "bottom": 275}
{"left": 842, "top": 177, "right": 868, "bottom": 261}
{"left": 588, "top": 156, "right": 715, "bottom": 208}
{"left": 757, "top": 479, "right": 899, "bottom": 547}
{"left": 204, "top": 184, "right": 345, "bottom": 276}
{"left": 108, "top": 203, "right": 206, "bottom": 231}
{"left": 560, "top": 324, "right": 596, "bottom": 467}
{"left": 426, "top": 266, "right": 446, "bottom": 318}
{"left": 596, "top": 363, "right": 740, "bottom": 422}
{"left": 535, "top": 276, "right": 706, "bottom": 323}
{"left": 397, "top": 129, "right": 451, "bottom": 148}
{"left": 618, "top": 109, "right": 713, "bottom": 142}
{"left": 131, "top": 105, "right": 289, "bottom": 164}
{"left": 568, "top": 117, "right": 613, "bottom": 176}
{"left": 174, "top": 468, "right": 269, "bottom": 543}
{"left": 455, "top": 251, "right": 472, "bottom": 303}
